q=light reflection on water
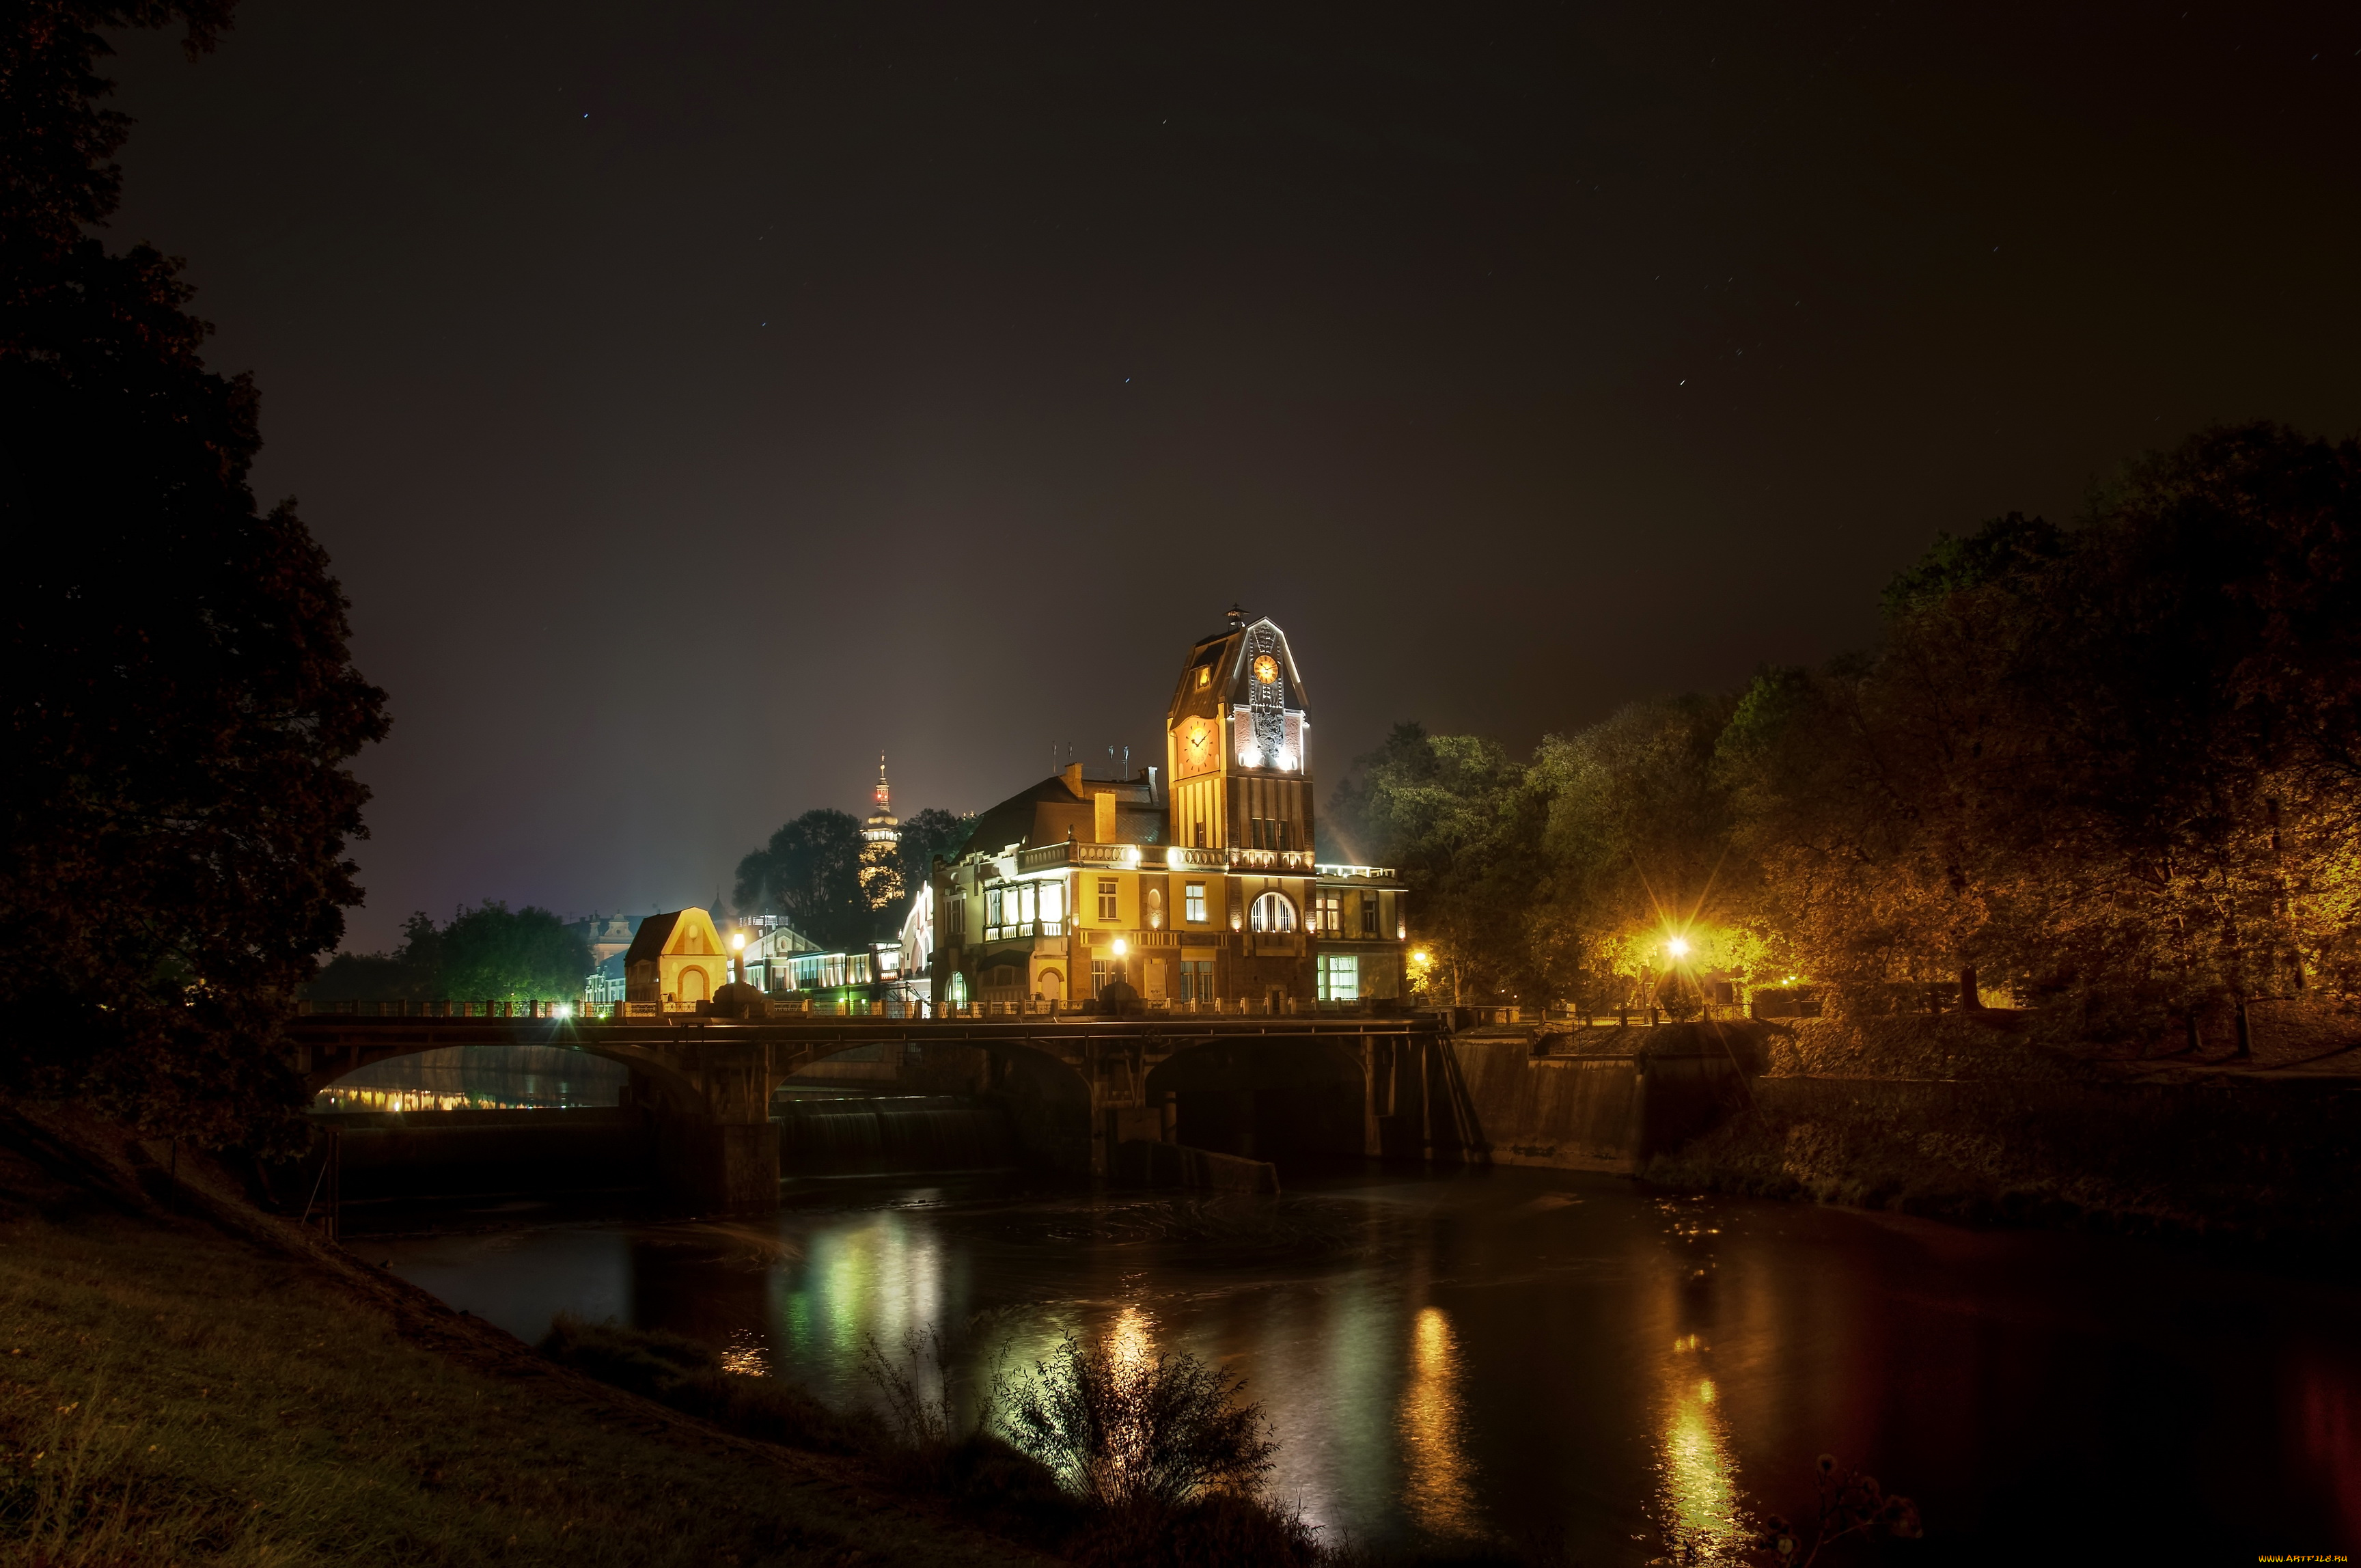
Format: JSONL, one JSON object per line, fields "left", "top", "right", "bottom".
{"left": 1397, "top": 1305, "right": 1480, "bottom": 1539}
{"left": 376, "top": 1168, "right": 2361, "bottom": 1560}
{"left": 1657, "top": 1358, "right": 1745, "bottom": 1564}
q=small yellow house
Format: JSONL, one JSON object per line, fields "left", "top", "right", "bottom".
{"left": 625, "top": 907, "right": 731, "bottom": 1011}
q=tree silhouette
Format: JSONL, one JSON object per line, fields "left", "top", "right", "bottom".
{"left": 3, "top": 1, "right": 389, "bottom": 1147}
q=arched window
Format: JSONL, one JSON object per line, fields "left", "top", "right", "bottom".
{"left": 678, "top": 965, "right": 710, "bottom": 1002}
{"left": 1249, "top": 892, "right": 1297, "bottom": 933}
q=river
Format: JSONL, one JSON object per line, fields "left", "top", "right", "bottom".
{"left": 373, "top": 1166, "right": 2361, "bottom": 1563}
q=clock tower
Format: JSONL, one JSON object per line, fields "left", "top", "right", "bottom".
{"left": 1165, "top": 606, "right": 1312, "bottom": 855}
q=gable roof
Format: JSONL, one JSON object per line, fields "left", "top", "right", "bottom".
{"left": 624, "top": 907, "right": 724, "bottom": 965}
{"left": 625, "top": 911, "right": 682, "bottom": 965}
{"left": 959, "top": 773, "right": 1092, "bottom": 862}
{"left": 1166, "top": 614, "right": 1305, "bottom": 726}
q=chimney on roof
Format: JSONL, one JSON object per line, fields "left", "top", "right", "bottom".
{"left": 1061, "top": 761, "right": 1083, "bottom": 794}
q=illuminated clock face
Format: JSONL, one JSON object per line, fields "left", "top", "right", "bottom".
{"left": 1253, "top": 654, "right": 1279, "bottom": 686}
{"left": 1183, "top": 719, "right": 1213, "bottom": 771}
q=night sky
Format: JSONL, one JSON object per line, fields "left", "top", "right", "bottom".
{"left": 102, "top": 1, "right": 2360, "bottom": 951}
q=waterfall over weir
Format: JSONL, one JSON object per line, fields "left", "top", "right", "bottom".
{"left": 776, "top": 1095, "right": 1017, "bottom": 1178}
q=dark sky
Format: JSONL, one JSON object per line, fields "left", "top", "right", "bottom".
{"left": 103, "top": 1, "right": 2360, "bottom": 951}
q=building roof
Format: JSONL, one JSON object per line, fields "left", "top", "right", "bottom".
{"left": 1165, "top": 612, "right": 1307, "bottom": 728}
{"left": 958, "top": 767, "right": 1163, "bottom": 862}
{"left": 624, "top": 911, "right": 682, "bottom": 965}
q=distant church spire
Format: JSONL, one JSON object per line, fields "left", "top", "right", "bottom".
{"left": 859, "top": 752, "right": 902, "bottom": 909}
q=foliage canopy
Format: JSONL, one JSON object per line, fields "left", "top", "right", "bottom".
{"left": 312, "top": 905, "right": 591, "bottom": 1004}
{"left": 1341, "top": 423, "right": 2361, "bottom": 1030}
{"left": 3, "top": 0, "right": 387, "bottom": 1146}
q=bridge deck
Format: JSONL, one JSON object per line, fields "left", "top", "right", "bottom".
{"left": 288, "top": 1014, "right": 1439, "bottom": 1047}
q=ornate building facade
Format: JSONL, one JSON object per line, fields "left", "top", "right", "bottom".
{"left": 929, "top": 609, "right": 1407, "bottom": 1010}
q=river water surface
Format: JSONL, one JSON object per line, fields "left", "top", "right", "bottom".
{"left": 375, "top": 1167, "right": 2361, "bottom": 1563}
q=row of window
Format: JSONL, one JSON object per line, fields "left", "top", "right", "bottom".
{"left": 968, "top": 954, "right": 1362, "bottom": 1004}
{"left": 961, "top": 879, "right": 1380, "bottom": 935}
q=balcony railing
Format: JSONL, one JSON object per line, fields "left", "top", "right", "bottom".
{"left": 982, "top": 920, "right": 1065, "bottom": 942}
{"left": 1017, "top": 841, "right": 1142, "bottom": 872}
{"left": 1226, "top": 848, "right": 1314, "bottom": 872}
{"left": 1314, "top": 862, "right": 1399, "bottom": 881}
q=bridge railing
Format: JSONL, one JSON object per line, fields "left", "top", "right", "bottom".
{"left": 298, "top": 995, "right": 1423, "bottom": 1024}
{"left": 298, "top": 999, "right": 581, "bottom": 1019}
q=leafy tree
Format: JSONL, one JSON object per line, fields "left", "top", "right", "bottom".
{"left": 311, "top": 905, "right": 588, "bottom": 1002}
{"left": 734, "top": 809, "right": 869, "bottom": 950}
{"left": 2, "top": 1, "right": 388, "bottom": 1148}
{"left": 1728, "top": 426, "right": 2361, "bottom": 1030}
{"left": 437, "top": 903, "right": 592, "bottom": 1002}
{"left": 311, "top": 911, "right": 443, "bottom": 1002}
{"left": 891, "top": 807, "right": 974, "bottom": 918}
{"left": 1327, "top": 723, "right": 1537, "bottom": 1005}
{"left": 1529, "top": 693, "right": 1753, "bottom": 1010}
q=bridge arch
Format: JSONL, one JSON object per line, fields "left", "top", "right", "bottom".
{"left": 305, "top": 1032, "right": 711, "bottom": 1117}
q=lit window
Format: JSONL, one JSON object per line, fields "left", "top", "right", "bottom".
{"left": 1362, "top": 895, "right": 1380, "bottom": 937}
{"left": 1317, "top": 892, "right": 1341, "bottom": 933}
{"left": 1098, "top": 877, "right": 1120, "bottom": 921}
{"left": 1320, "top": 954, "right": 1360, "bottom": 1001}
{"left": 1185, "top": 881, "right": 1206, "bottom": 923}
{"left": 986, "top": 888, "right": 1004, "bottom": 929}
{"left": 1040, "top": 881, "right": 1065, "bottom": 927}
{"left": 1180, "top": 959, "right": 1214, "bottom": 1001}
{"left": 1249, "top": 892, "right": 1296, "bottom": 933}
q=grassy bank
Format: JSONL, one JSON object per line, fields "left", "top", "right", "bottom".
{"left": 1644, "top": 1013, "right": 2361, "bottom": 1244}
{"left": 0, "top": 1107, "right": 1048, "bottom": 1568}
{"left": 0, "top": 1110, "right": 1425, "bottom": 1567}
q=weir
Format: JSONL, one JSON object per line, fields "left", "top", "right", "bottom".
{"left": 777, "top": 1095, "right": 1016, "bottom": 1178}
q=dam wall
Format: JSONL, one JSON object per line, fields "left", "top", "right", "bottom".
{"left": 1435, "top": 1023, "right": 1766, "bottom": 1172}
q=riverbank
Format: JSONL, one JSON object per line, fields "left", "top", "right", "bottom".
{"left": 1641, "top": 1011, "right": 2361, "bottom": 1249}
{"left": 0, "top": 1106, "right": 1051, "bottom": 1568}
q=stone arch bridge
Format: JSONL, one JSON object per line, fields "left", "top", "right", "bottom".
{"left": 288, "top": 1012, "right": 1448, "bottom": 1208}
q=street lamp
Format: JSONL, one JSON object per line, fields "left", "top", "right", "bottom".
{"left": 1667, "top": 937, "right": 1690, "bottom": 959}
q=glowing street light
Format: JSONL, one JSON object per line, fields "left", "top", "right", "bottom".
{"left": 730, "top": 931, "right": 747, "bottom": 950}
{"left": 1112, "top": 937, "right": 1129, "bottom": 957}
{"left": 1667, "top": 937, "right": 1691, "bottom": 959}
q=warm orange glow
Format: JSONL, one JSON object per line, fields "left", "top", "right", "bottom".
{"left": 1106, "top": 1304, "right": 1153, "bottom": 1371}
{"left": 1398, "top": 1306, "right": 1479, "bottom": 1538}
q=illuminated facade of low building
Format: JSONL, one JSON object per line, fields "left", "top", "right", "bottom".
{"left": 622, "top": 906, "right": 733, "bottom": 1011}
{"left": 928, "top": 609, "right": 1407, "bottom": 1010}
